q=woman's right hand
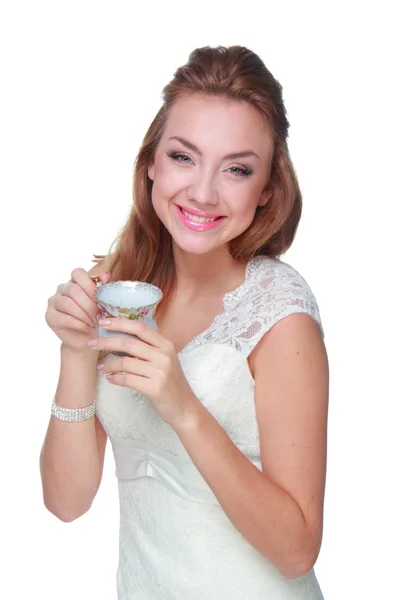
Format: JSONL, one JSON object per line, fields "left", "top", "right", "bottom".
{"left": 45, "top": 267, "right": 111, "bottom": 352}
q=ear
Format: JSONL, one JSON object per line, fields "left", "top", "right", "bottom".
{"left": 258, "top": 186, "right": 271, "bottom": 208}
{"left": 148, "top": 163, "right": 155, "bottom": 181}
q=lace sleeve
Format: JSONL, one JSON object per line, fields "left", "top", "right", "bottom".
{"left": 195, "top": 258, "right": 324, "bottom": 358}
{"left": 235, "top": 260, "right": 324, "bottom": 356}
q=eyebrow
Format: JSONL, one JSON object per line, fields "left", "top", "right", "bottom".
{"left": 168, "top": 136, "right": 260, "bottom": 161}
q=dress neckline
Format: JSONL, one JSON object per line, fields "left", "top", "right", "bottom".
{"left": 179, "top": 255, "right": 268, "bottom": 355}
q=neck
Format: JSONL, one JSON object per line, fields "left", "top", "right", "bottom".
{"left": 172, "top": 245, "right": 246, "bottom": 302}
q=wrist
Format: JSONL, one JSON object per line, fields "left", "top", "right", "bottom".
{"left": 173, "top": 392, "right": 206, "bottom": 437}
{"left": 56, "top": 344, "right": 99, "bottom": 410}
{"left": 61, "top": 343, "right": 99, "bottom": 362}
{"left": 51, "top": 397, "right": 96, "bottom": 421}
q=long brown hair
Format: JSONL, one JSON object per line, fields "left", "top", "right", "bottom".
{"left": 97, "top": 45, "right": 302, "bottom": 307}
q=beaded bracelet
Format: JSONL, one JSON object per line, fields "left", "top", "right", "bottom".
{"left": 51, "top": 398, "right": 96, "bottom": 422}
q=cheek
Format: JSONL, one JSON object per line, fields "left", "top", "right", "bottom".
{"left": 230, "top": 184, "right": 262, "bottom": 218}
{"left": 151, "top": 160, "right": 187, "bottom": 202}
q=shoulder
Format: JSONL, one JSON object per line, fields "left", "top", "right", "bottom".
{"left": 221, "top": 256, "right": 323, "bottom": 357}
{"left": 246, "top": 256, "right": 323, "bottom": 335}
{"left": 248, "top": 255, "right": 315, "bottom": 293}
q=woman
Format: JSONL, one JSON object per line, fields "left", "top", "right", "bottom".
{"left": 41, "top": 45, "right": 329, "bottom": 599}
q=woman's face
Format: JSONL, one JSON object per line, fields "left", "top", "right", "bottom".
{"left": 149, "top": 93, "right": 274, "bottom": 256}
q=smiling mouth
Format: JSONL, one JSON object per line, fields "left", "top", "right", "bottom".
{"left": 178, "top": 206, "right": 223, "bottom": 223}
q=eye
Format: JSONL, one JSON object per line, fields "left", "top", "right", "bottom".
{"left": 167, "top": 152, "right": 193, "bottom": 164}
{"left": 227, "top": 165, "right": 253, "bottom": 177}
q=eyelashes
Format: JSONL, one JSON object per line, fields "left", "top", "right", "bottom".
{"left": 229, "top": 166, "right": 253, "bottom": 176}
{"left": 168, "top": 152, "right": 192, "bottom": 164}
{"left": 167, "top": 152, "right": 253, "bottom": 177}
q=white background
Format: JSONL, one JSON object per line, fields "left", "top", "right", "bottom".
{"left": 1, "top": 1, "right": 399, "bottom": 598}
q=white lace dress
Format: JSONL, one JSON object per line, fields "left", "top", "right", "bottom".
{"left": 96, "top": 256, "right": 325, "bottom": 599}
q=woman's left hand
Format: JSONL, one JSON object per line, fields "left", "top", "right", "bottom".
{"left": 89, "top": 318, "right": 200, "bottom": 430}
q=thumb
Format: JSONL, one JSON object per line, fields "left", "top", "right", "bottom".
{"left": 99, "top": 271, "right": 111, "bottom": 284}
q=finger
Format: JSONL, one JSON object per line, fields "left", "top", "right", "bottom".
{"left": 47, "top": 310, "right": 92, "bottom": 334}
{"left": 88, "top": 335, "right": 155, "bottom": 360}
{"left": 90, "top": 271, "right": 111, "bottom": 286}
{"left": 53, "top": 294, "right": 97, "bottom": 328}
{"left": 99, "top": 356, "right": 153, "bottom": 378}
{"left": 99, "top": 271, "right": 111, "bottom": 284}
{"left": 98, "top": 318, "right": 165, "bottom": 348}
{"left": 60, "top": 279, "right": 98, "bottom": 324}
{"left": 70, "top": 267, "right": 98, "bottom": 301}
{"left": 103, "top": 371, "right": 148, "bottom": 394}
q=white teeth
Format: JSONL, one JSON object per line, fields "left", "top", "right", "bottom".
{"left": 181, "top": 209, "right": 218, "bottom": 223}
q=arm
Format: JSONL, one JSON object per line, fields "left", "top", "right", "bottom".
{"left": 40, "top": 263, "right": 108, "bottom": 522}
{"left": 175, "top": 313, "right": 329, "bottom": 578}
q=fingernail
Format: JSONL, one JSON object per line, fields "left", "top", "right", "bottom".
{"left": 98, "top": 319, "right": 112, "bottom": 325}
{"left": 88, "top": 339, "right": 99, "bottom": 347}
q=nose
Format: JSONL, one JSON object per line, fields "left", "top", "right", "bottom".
{"left": 187, "top": 168, "right": 218, "bottom": 207}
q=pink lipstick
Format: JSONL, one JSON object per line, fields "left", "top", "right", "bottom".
{"left": 174, "top": 204, "right": 226, "bottom": 232}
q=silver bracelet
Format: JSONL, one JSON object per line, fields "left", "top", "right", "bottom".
{"left": 51, "top": 398, "right": 96, "bottom": 422}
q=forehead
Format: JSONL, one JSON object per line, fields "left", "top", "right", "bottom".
{"left": 161, "top": 93, "right": 273, "bottom": 157}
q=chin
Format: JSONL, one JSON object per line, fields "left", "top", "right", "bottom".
{"left": 158, "top": 217, "right": 223, "bottom": 255}
{"left": 172, "top": 237, "right": 225, "bottom": 256}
